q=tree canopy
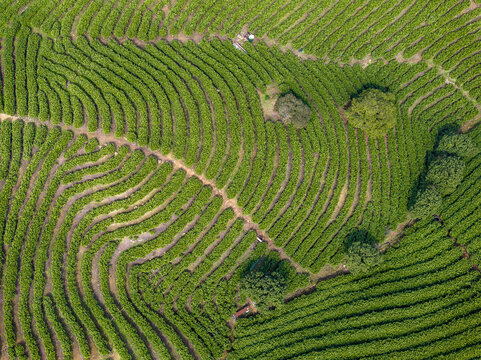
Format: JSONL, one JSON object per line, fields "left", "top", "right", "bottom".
{"left": 239, "top": 270, "right": 287, "bottom": 312}
{"left": 274, "top": 93, "right": 312, "bottom": 128}
{"left": 410, "top": 186, "right": 442, "bottom": 219}
{"left": 409, "top": 132, "right": 477, "bottom": 218}
{"left": 344, "top": 89, "right": 397, "bottom": 137}
{"left": 437, "top": 133, "right": 479, "bottom": 159}
{"left": 344, "top": 230, "right": 382, "bottom": 274}
{"left": 426, "top": 155, "right": 465, "bottom": 195}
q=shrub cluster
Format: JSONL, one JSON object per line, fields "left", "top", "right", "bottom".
{"left": 411, "top": 132, "right": 479, "bottom": 219}
{"left": 426, "top": 156, "right": 465, "bottom": 196}
{"left": 239, "top": 270, "right": 287, "bottom": 312}
{"left": 343, "top": 230, "right": 382, "bottom": 274}
{"left": 437, "top": 133, "right": 479, "bottom": 159}
{"left": 410, "top": 186, "right": 443, "bottom": 219}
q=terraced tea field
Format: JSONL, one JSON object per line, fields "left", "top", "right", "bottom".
{"left": 0, "top": 0, "right": 481, "bottom": 359}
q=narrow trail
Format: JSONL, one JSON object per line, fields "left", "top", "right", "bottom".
{"left": 0, "top": 113, "right": 312, "bottom": 277}
{"left": 427, "top": 59, "right": 481, "bottom": 127}
{"left": 4, "top": 24, "right": 479, "bottom": 286}
{"left": 62, "top": 16, "right": 481, "bottom": 126}
{"left": 118, "top": 31, "right": 481, "bottom": 128}
{"left": 378, "top": 218, "right": 416, "bottom": 252}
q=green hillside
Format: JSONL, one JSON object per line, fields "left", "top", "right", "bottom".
{"left": 0, "top": 0, "right": 480, "bottom": 359}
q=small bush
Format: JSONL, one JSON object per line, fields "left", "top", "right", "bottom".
{"left": 239, "top": 270, "right": 287, "bottom": 311}
{"left": 344, "top": 89, "right": 397, "bottom": 137}
{"left": 274, "top": 93, "right": 311, "bottom": 128}
{"left": 344, "top": 230, "right": 382, "bottom": 274}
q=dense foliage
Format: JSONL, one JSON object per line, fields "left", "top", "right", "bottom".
{"left": 0, "top": 0, "right": 481, "bottom": 359}
{"left": 239, "top": 270, "right": 287, "bottom": 312}
{"left": 411, "top": 132, "right": 479, "bottom": 219}
{"left": 344, "top": 89, "right": 397, "bottom": 137}
{"left": 343, "top": 230, "right": 383, "bottom": 274}
{"left": 410, "top": 186, "right": 443, "bottom": 219}
{"left": 437, "top": 133, "right": 479, "bottom": 159}
{"left": 426, "top": 155, "right": 465, "bottom": 196}
{"left": 273, "top": 93, "right": 311, "bottom": 128}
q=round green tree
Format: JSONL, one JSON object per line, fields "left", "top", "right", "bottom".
{"left": 239, "top": 270, "right": 287, "bottom": 311}
{"left": 426, "top": 155, "right": 465, "bottom": 195}
{"left": 274, "top": 93, "right": 312, "bottom": 128}
{"left": 344, "top": 231, "right": 382, "bottom": 274}
{"left": 410, "top": 186, "right": 442, "bottom": 219}
{"left": 344, "top": 89, "right": 397, "bottom": 137}
{"left": 437, "top": 133, "right": 479, "bottom": 159}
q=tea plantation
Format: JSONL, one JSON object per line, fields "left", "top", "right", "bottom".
{"left": 0, "top": 0, "right": 481, "bottom": 359}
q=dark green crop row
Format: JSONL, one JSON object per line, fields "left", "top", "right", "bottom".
{"left": 231, "top": 222, "right": 479, "bottom": 358}
{"left": 0, "top": 30, "right": 435, "bottom": 275}
{"left": 1, "top": 3, "right": 479, "bottom": 357}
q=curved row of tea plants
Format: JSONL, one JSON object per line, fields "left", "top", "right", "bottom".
{"left": 232, "top": 217, "right": 481, "bottom": 359}
{"left": 0, "top": 0, "right": 480, "bottom": 358}
{"left": 2, "top": 27, "right": 477, "bottom": 273}
{"left": 0, "top": 119, "right": 276, "bottom": 359}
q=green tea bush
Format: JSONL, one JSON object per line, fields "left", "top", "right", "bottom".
{"left": 1, "top": 2, "right": 480, "bottom": 356}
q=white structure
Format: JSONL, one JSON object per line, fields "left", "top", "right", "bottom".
{"left": 233, "top": 41, "right": 246, "bottom": 52}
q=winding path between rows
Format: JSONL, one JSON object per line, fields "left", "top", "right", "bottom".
{"left": 4, "top": 28, "right": 481, "bottom": 284}
{"left": 0, "top": 113, "right": 315, "bottom": 279}
{"left": 123, "top": 32, "right": 481, "bottom": 131}
{"left": 3, "top": 25, "right": 480, "bottom": 282}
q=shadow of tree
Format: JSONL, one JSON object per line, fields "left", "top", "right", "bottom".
{"left": 344, "top": 228, "right": 377, "bottom": 252}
